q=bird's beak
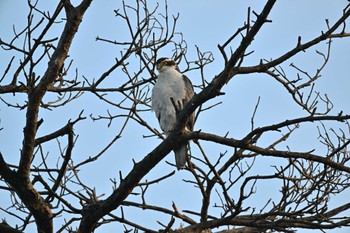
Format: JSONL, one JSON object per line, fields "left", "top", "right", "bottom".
{"left": 156, "top": 63, "right": 164, "bottom": 71}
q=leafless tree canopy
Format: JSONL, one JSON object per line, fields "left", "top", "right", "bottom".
{"left": 1, "top": 0, "right": 350, "bottom": 232}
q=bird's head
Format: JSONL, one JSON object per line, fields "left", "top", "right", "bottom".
{"left": 155, "top": 57, "right": 180, "bottom": 72}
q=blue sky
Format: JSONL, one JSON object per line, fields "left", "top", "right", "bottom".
{"left": 1, "top": 0, "right": 350, "bottom": 232}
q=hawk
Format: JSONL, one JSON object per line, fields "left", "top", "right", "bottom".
{"left": 151, "top": 57, "right": 195, "bottom": 169}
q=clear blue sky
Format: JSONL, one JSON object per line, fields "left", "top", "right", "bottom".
{"left": 1, "top": 1, "right": 350, "bottom": 232}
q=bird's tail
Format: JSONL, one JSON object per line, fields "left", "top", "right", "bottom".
{"left": 174, "top": 143, "right": 188, "bottom": 170}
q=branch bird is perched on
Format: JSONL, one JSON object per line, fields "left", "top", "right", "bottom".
{"left": 151, "top": 57, "right": 195, "bottom": 169}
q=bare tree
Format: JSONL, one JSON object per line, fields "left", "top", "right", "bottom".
{"left": 1, "top": 0, "right": 350, "bottom": 232}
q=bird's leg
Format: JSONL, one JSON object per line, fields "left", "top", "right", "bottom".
{"left": 167, "top": 97, "right": 179, "bottom": 133}
{"left": 170, "top": 97, "right": 186, "bottom": 133}
{"left": 177, "top": 100, "right": 183, "bottom": 111}
{"left": 170, "top": 97, "right": 182, "bottom": 115}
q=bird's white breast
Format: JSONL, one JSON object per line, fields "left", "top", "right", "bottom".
{"left": 151, "top": 69, "right": 186, "bottom": 133}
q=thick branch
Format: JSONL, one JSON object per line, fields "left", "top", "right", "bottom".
{"left": 174, "top": 0, "right": 277, "bottom": 132}
{"left": 0, "top": 222, "right": 22, "bottom": 233}
{"left": 78, "top": 132, "right": 180, "bottom": 232}
{"left": 5, "top": 2, "right": 94, "bottom": 233}
{"left": 19, "top": 2, "right": 92, "bottom": 177}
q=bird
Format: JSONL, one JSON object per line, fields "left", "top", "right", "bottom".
{"left": 151, "top": 57, "right": 195, "bottom": 169}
